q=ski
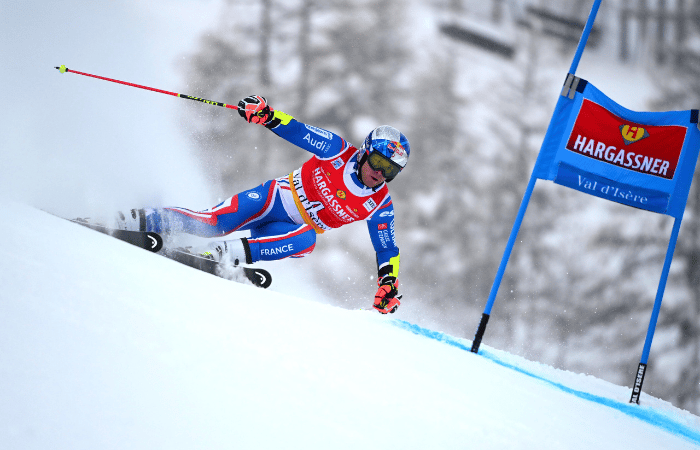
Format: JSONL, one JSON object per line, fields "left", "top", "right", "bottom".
{"left": 69, "top": 218, "right": 271, "bottom": 288}
{"left": 164, "top": 247, "right": 272, "bottom": 289}
{"left": 71, "top": 219, "right": 163, "bottom": 252}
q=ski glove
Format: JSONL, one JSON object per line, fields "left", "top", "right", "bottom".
{"left": 373, "top": 276, "right": 401, "bottom": 314}
{"left": 238, "top": 95, "right": 276, "bottom": 127}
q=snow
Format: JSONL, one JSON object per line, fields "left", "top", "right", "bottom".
{"left": 1, "top": 200, "right": 700, "bottom": 449}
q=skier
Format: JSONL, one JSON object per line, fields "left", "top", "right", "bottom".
{"left": 118, "top": 95, "right": 409, "bottom": 314}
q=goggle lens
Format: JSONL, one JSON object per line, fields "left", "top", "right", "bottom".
{"left": 367, "top": 152, "right": 402, "bottom": 179}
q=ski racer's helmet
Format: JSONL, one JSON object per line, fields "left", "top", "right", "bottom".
{"left": 358, "top": 125, "right": 410, "bottom": 182}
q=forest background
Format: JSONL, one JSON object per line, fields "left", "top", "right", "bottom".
{"left": 178, "top": 0, "right": 700, "bottom": 413}
{"left": 3, "top": 0, "right": 700, "bottom": 414}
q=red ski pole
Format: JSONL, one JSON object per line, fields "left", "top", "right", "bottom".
{"left": 55, "top": 65, "right": 239, "bottom": 111}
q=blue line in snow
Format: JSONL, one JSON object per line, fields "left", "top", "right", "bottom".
{"left": 391, "top": 319, "right": 700, "bottom": 446}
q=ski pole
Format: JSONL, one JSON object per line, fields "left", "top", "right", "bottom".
{"left": 54, "top": 65, "right": 238, "bottom": 111}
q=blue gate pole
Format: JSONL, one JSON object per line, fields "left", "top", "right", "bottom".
{"left": 568, "top": 0, "right": 603, "bottom": 74}
{"left": 471, "top": 175, "right": 537, "bottom": 353}
{"left": 630, "top": 216, "right": 683, "bottom": 404}
{"left": 470, "top": 0, "right": 603, "bottom": 354}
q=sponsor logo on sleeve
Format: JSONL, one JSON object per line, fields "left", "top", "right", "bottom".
{"left": 304, "top": 124, "right": 333, "bottom": 140}
{"left": 303, "top": 133, "right": 327, "bottom": 151}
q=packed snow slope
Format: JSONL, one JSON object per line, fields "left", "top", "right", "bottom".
{"left": 2, "top": 201, "right": 700, "bottom": 450}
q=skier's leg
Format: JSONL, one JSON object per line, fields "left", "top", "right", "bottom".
{"left": 247, "top": 222, "right": 317, "bottom": 262}
{"left": 202, "top": 221, "right": 316, "bottom": 265}
{"left": 180, "top": 178, "right": 316, "bottom": 264}
{"left": 132, "top": 177, "right": 317, "bottom": 265}
{"left": 144, "top": 180, "right": 280, "bottom": 237}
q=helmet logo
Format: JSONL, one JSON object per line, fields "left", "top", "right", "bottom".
{"left": 388, "top": 141, "right": 405, "bottom": 156}
{"left": 336, "top": 190, "right": 346, "bottom": 199}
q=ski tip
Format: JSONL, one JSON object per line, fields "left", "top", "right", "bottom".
{"left": 244, "top": 268, "right": 272, "bottom": 289}
{"left": 145, "top": 232, "right": 164, "bottom": 253}
{"left": 56, "top": 65, "right": 67, "bottom": 73}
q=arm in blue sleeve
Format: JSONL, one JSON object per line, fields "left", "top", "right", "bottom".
{"left": 366, "top": 200, "right": 400, "bottom": 279}
{"left": 269, "top": 113, "right": 348, "bottom": 158}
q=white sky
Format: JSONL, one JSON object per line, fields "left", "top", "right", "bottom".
{"left": 1, "top": 0, "right": 224, "bottom": 214}
{"left": 0, "top": 0, "right": 658, "bottom": 213}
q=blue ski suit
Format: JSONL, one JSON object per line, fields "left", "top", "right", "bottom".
{"left": 145, "top": 115, "right": 401, "bottom": 280}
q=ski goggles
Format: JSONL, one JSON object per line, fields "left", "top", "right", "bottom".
{"left": 367, "top": 151, "right": 403, "bottom": 180}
